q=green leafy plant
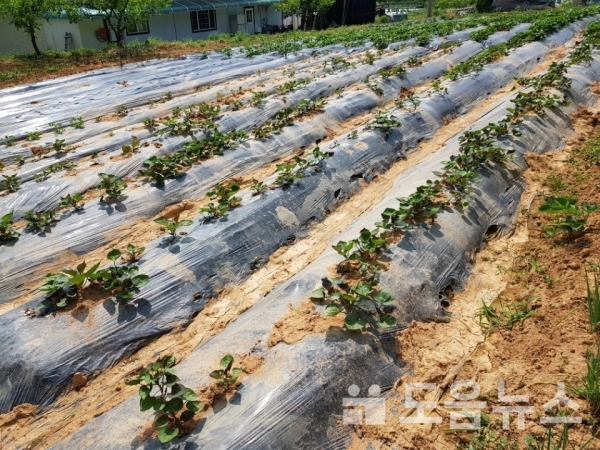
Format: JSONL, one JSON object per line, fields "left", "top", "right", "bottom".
{"left": 125, "top": 356, "right": 203, "bottom": 444}
{"left": 200, "top": 182, "right": 241, "bottom": 218}
{"left": 143, "top": 118, "right": 158, "bottom": 129}
{"left": 116, "top": 105, "right": 129, "bottom": 116}
{"left": 311, "top": 277, "right": 397, "bottom": 330}
{"left": 294, "top": 98, "right": 327, "bottom": 117}
{"left": 38, "top": 261, "right": 101, "bottom": 310}
{"left": 227, "top": 99, "right": 244, "bottom": 111}
{"left": 121, "top": 136, "right": 140, "bottom": 156}
{"left": 365, "top": 110, "right": 401, "bottom": 139}
{"left": 406, "top": 55, "right": 422, "bottom": 67}
{"left": 70, "top": 117, "right": 85, "bottom": 129}
{"left": 250, "top": 179, "right": 267, "bottom": 196}
{"left": 0, "top": 174, "right": 21, "bottom": 192}
{"left": 15, "top": 156, "right": 24, "bottom": 166}
{"left": 98, "top": 173, "right": 127, "bottom": 201}
{"left": 431, "top": 79, "right": 448, "bottom": 96}
{"left": 49, "top": 122, "right": 64, "bottom": 135}
{"left": 27, "top": 131, "right": 41, "bottom": 141}
{"left": 59, "top": 193, "right": 85, "bottom": 211}
{"left": 362, "top": 51, "right": 376, "bottom": 65}
{"left": 125, "top": 243, "right": 145, "bottom": 262}
{"left": 250, "top": 90, "right": 268, "bottom": 107}
{"left": 396, "top": 91, "right": 421, "bottom": 111}
{"left": 23, "top": 209, "right": 58, "bottom": 231}
{"left": 154, "top": 217, "right": 193, "bottom": 242}
{"left": 477, "top": 296, "right": 536, "bottom": 335}
{"left": 209, "top": 354, "right": 243, "bottom": 387}
{"left": 333, "top": 228, "right": 387, "bottom": 279}
{"left": 0, "top": 212, "right": 19, "bottom": 242}
{"left": 96, "top": 249, "right": 150, "bottom": 301}
{"left": 539, "top": 197, "right": 598, "bottom": 238}
{"left": 3, "top": 135, "right": 15, "bottom": 146}
{"left": 139, "top": 154, "right": 186, "bottom": 185}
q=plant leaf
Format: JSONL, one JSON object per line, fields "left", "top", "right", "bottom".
{"left": 324, "top": 303, "right": 342, "bottom": 316}
{"left": 344, "top": 312, "right": 366, "bottom": 330}
{"left": 376, "top": 314, "right": 397, "bottom": 328}
{"left": 107, "top": 249, "right": 121, "bottom": 261}
{"left": 158, "top": 426, "right": 179, "bottom": 444}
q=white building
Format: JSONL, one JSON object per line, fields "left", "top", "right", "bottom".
{"left": 0, "top": 0, "right": 286, "bottom": 54}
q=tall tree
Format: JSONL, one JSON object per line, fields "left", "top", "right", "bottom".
{"left": 0, "top": 0, "right": 68, "bottom": 55}
{"left": 276, "top": 0, "right": 335, "bottom": 31}
{"left": 80, "top": 0, "right": 170, "bottom": 47}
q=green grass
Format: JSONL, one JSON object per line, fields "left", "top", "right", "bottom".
{"left": 586, "top": 273, "right": 600, "bottom": 332}
{"left": 568, "top": 344, "right": 600, "bottom": 418}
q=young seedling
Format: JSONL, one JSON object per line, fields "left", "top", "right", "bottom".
{"left": 250, "top": 90, "right": 268, "bottom": 107}
{"left": 125, "top": 243, "right": 145, "bottom": 262}
{"left": 143, "top": 118, "right": 158, "bottom": 129}
{"left": 365, "top": 110, "right": 401, "bottom": 139}
{"left": 310, "top": 277, "right": 397, "bottom": 331}
{"left": 116, "top": 105, "right": 129, "bottom": 116}
{"left": 27, "top": 131, "right": 41, "bottom": 141}
{"left": 15, "top": 156, "right": 24, "bottom": 166}
{"left": 0, "top": 175, "right": 21, "bottom": 192}
{"left": 539, "top": 197, "right": 598, "bottom": 238}
{"left": 121, "top": 136, "right": 140, "bottom": 156}
{"left": 3, "top": 135, "right": 15, "bottom": 146}
{"left": 431, "top": 79, "right": 448, "bottom": 96}
{"left": 0, "top": 212, "right": 19, "bottom": 242}
{"left": 70, "top": 117, "right": 85, "bottom": 129}
{"left": 59, "top": 193, "right": 85, "bottom": 211}
{"left": 49, "top": 122, "right": 64, "bottom": 135}
{"left": 98, "top": 173, "right": 127, "bottom": 201}
{"left": 227, "top": 99, "right": 243, "bottom": 111}
{"left": 96, "top": 249, "right": 149, "bottom": 301}
{"left": 23, "top": 210, "right": 58, "bottom": 231}
{"left": 199, "top": 182, "right": 241, "bottom": 219}
{"left": 48, "top": 139, "right": 67, "bottom": 153}
{"left": 154, "top": 217, "right": 193, "bottom": 242}
{"left": 333, "top": 228, "right": 387, "bottom": 279}
{"left": 250, "top": 179, "right": 267, "bottom": 196}
{"left": 38, "top": 261, "right": 101, "bottom": 309}
{"left": 348, "top": 130, "right": 358, "bottom": 139}
{"left": 209, "top": 354, "right": 242, "bottom": 387}
{"left": 125, "top": 356, "right": 203, "bottom": 444}
{"left": 396, "top": 91, "right": 421, "bottom": 111}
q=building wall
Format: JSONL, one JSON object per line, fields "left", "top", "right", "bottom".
{"left": 0, "top": 5, "right": 285, "bottom": 54}
{"left": 42, "top": 19, "right": 83, "bottom": 51}
{"left": 0, "top": 19, "right": 50, "bottom": 55}
{"left": 78, "top": 18, "right": 107, "bottom": 50}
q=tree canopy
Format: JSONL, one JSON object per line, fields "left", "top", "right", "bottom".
{"left": 276, "top": 0, "right": 336, "bottom": 30}
{"left": 0, "top": 0, "right": 69, "bottom": 54}
{"left": 74, "top": 0, "right": 171, "bottom": 47}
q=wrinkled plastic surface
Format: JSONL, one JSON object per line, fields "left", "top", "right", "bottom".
{"left": 0, "top": 26, "right": 555, "bottom": 310}
{"left": 0, "top": 26, "right": 591, "bottom": 416}
{"left": 50, "top": 49, "right": 600, "bottom": 450}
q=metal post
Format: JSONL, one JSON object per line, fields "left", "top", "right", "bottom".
{"left": 427, "top": 0, "right": 433, "bottom": 19}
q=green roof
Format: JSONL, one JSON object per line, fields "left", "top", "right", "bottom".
{"left": 48, "top": 0, "right": 281, "bottom": 18}
{"left": 164, "top": 0, "right": 281, "bottom": 11}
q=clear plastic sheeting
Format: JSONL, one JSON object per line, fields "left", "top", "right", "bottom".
{"left": 0, "top": 29, "right": 558, "bottom": 311}
{"left": 50, "top": 52, "right": 600, "bottom": 450}
{"left": 0, "top": 29, "right": 592, "bottom": 415}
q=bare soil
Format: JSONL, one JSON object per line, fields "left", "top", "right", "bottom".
{"left": 347, "top": 106, "right": 600, "bottom": 449}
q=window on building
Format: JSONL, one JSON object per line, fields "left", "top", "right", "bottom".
{"left": 126, "top": 19, "right": 149, "bottom": 36}
{"left": 190, "top": 10, "right": 217, "bottom": 32}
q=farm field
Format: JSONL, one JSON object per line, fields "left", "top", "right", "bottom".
{"left": 1, "top": 6, "right": 600, "bottom": 449}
